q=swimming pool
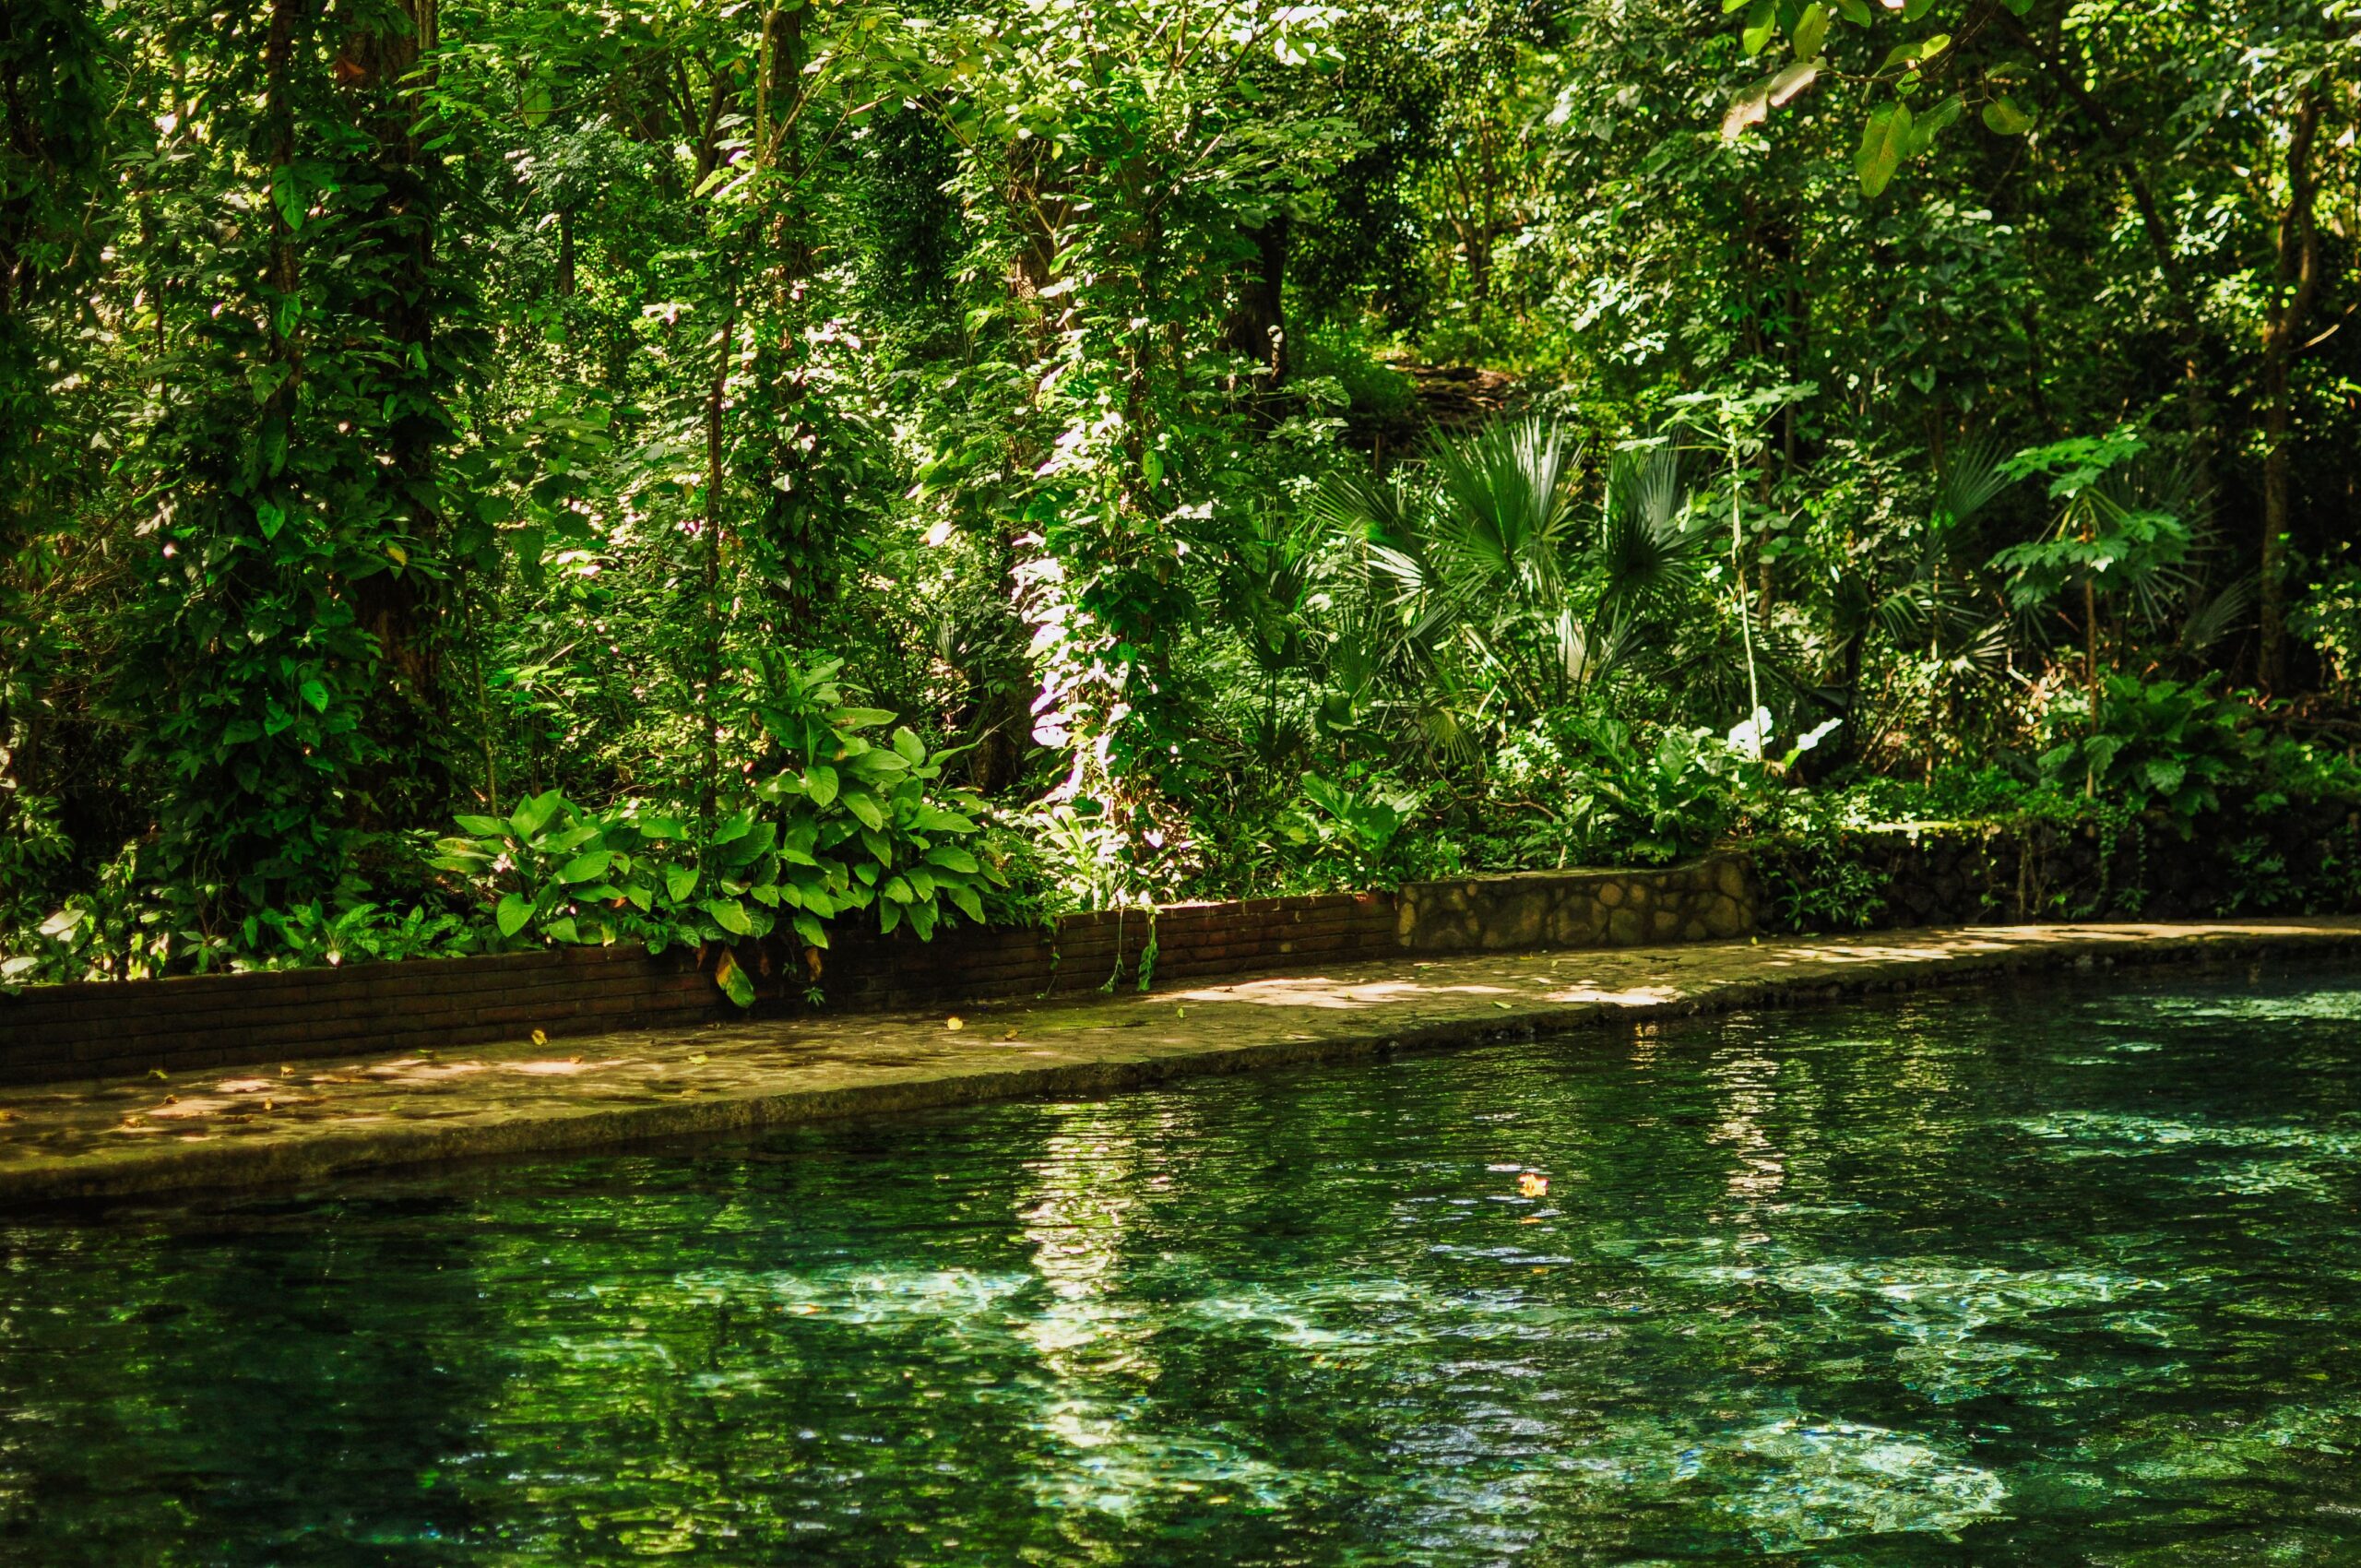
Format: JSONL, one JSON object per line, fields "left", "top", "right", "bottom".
{"left": 5, "top": 967, "right": 2358, "bottom": 1563}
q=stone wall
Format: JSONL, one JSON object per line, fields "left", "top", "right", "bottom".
{"left": 1396, "top": 856, "right": 1757, "bottom": 952}
{"left": 0, "top": 859, "right": 1752, "bottom": 1086}
{"left": 1750, "top": 796, "right": 2361, "bottom": 933}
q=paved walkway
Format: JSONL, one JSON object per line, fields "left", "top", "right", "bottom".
{"left": 5, "top": 919, "right": 2358, "bottom": 1204}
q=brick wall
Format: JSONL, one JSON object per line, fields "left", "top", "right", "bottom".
{"left": 0, "top": 861, "right": 1750, "bottom": 1086}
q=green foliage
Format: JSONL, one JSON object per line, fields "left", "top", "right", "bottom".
{"left": 1287, "top": 770, "right": 1430, "bottom": 883}
{"left": 2035, "top": 676, "right": 2250, "bottom": 829}
{"left": 6, "top": 0, "right": 2361, "bottom": 983}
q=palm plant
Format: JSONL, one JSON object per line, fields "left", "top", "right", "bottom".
{"left": 1307, "top": 415, "right": 1708, "bottom": 766}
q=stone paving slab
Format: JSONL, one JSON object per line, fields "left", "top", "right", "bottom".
{"left": 4, "top": 919, "right": 2358, "bottom": 1205}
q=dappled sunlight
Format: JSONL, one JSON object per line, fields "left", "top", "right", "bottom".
{"left": 1538, "top": 982, "right": 1683, "bottom": 1006}
{"left": 1168, "top": 976, "right": 1518, "bottom": 1010}
{"left": 6, "top": 921, "right": 2361, "bottom": 1197}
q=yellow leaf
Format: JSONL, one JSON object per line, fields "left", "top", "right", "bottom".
{"left": 386, "top": 542, "right": 409, "bottom": 566}
{"left": 530, "top": 1028, "right": 548, "bottom": 1046}
{"left": 1001, "top": 1028, "right": 1019, "bottom": 1041}
{"left": 688, "top": 1052, "right": 708, "bottom": 1064}
{"left": 1518, "top": 1171, "right": 1550, "bottom": 1197}
{"left": 945, "top": 1016, "right": 964, "bottom": 1031}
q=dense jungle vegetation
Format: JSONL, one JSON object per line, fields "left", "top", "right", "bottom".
{"left": 3, "top": 0, "right": 2359, "bottom": 989}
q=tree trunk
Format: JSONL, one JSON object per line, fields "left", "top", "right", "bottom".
{"left": 342, "top": 0, "right": 448, "bottom": 727}
{"left": 1224, "top": 215, "right": 1291, "bottom": 398}
{"left": 2258, "top": 89, "right": 2321, "bottom": 690}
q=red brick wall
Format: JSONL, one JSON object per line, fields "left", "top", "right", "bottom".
{"left": 0, "top": 865, "right": 1742, "bottom": 1086}
{"left": 0, "top": 892, "right": 1403, "bottom": 1086}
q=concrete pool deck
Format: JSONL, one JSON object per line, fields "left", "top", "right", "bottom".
{"left": 5, "top": 918, "right": 2359, "bottom": 1205}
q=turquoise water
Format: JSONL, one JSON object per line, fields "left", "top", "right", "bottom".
{"left": 6, "top": 968, "right": 2361, "bottom": 1564}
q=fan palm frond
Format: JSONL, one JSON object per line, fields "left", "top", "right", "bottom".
{"left": 1424, "top": 415, "right": 1581, "bottom": 600}
{"left": 1596, "top": 445, "right": 1707, "bottom": 617}
{"left": 1933, "top": 434, "right": 2010, "bottom": 528}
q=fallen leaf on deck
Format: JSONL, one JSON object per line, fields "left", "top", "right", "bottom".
{"left": 945, "top": 1016, "right": 964, "bottom": 1031}
{"left": 530, "top": 1028, "right": 548, "bottom": 1047}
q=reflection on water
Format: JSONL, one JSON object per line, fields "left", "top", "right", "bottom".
{"left": 5, "top": 968, "right": 2361, "bottom": 1564}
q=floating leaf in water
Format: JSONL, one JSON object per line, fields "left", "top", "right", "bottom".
{"left": 946, "top": 1016, "right": 965, "bottom": 1031}
{"left": 1520, "top": 1171, "right": 1550, "bottom": 1197}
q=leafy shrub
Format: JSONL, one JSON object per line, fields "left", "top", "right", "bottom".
{"left": 1288, "top": 769, "right": 1430, "bottom": 882}
{"left": 429, "top": 658, "right": 1008, "bottom": 1005}
{"left": 2036, "top": 674, "right": 2254, "bottom": 831}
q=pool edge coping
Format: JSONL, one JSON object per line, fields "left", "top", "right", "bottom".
{"left": 6, "top": 921, "right": 2358, "bottom": 1206}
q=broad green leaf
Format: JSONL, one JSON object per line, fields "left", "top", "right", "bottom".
{"left": 925, "top": 845, "right": 980, "bottom": 873}
{"left": 714, "top": 947, "right": 757, "bottom": 1008}
{"left": 804, "top": 764, "right": 839, "bottom": 807}
{"left": 829, "top": 707, "right": 896, "bottom": 731}
{"left": 541, "top": 916, "right": 580, "bottom": 944}
{"left": 454, "top": 814, "right": 508, "bottom": 837}
{"left": 557, "top": 849, "right": 612, "bottom": 884}
{"left": 496, "top": 892, "right": 533, "bottom": 938}
{"left": 1906, "top": 94, "right": 1964, "bottom": 158}
{"left": 1790, "top": 3, "right": 1829, "bottom": 60}
{"left": 1857, "top": 100, "right": 1912, "bottom": 196}
{"left": 638, "top": 814, "right": 687, "bottom": 839}
{"left": 664, "top": 865, "right": 698, "bottom": 902}
{"left": 704, "top": 897, "right": 754, "bottom": 937}
{"left": 891, "top": 726, "right": 926, "bottom": 766}
{"left": 543, "top": 823, "right": 600, "bottom": 855}
{"left": 1982, "top": 94, "right": 2035, "bottom": 134}
{"left": 510, "top": 790, "right": 564, "bottom": 839}
{"left": 299, "top": 678, "right": 330, "bottom": 714}
{"left": 1832, "top": 0, "right": 1871, "bottom": 21}
{"left": 843, "top": 791, "right": 886, "bottom": 831}
{"left": 946, "top": 883, "right": 984, "bottom": 923}
{"left": 1740, "top": 0, "right": 1776, "bottom": 55}
{"left": 911, "top": 806, "right": 976, "bottom": 833}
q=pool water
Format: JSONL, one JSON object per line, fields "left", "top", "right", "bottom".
{"left": 6, "top": 968, "right": 2361, "bottom": 1564}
